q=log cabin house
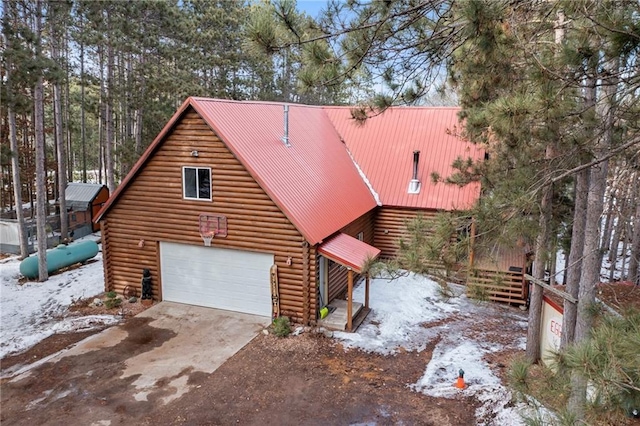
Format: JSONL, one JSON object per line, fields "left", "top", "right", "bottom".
{"left": 96, "top": 97, "right": 521, "bottom": 331}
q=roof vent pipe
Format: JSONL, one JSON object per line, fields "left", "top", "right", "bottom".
{"left": 408, "top": 150, "right": 421, "bottom": 194}
{"left": 281, "top": 104, "right": 291, "bottom": 147}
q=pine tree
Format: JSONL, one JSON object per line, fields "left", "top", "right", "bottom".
{"left": 2, "top": 0, "right": 29, "bottom": 258}
{"left": 50, "top": 0, "right": 69, "bottom": 241}
{"left": 245, "top": 0, "right": 350, "bottom": 104}
{"left": 629, "top": 191, "right": 640, "bottom": 284}
{"left": 34, "top": 0, "right": 48, "bottom": 281}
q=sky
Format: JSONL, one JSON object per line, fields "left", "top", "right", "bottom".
{"left": 296, "top": 0, "right": 331, "bottom": 19}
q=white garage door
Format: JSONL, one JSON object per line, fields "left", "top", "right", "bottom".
{"left": 160, "top": 242, "right": 273, "bottom": 317}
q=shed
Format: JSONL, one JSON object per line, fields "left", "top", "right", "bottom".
{"left": 65, "top": 183, "right": 109, "bottom": 233}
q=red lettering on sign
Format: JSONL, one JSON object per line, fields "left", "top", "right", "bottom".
{"left": 550, "top": 319, "right": 562, "bottom": 337}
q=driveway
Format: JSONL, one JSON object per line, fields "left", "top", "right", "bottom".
{"left": 113, "top": 302, "right": 270, "bottom": 403}
{"left": 1, "top": 302, "right": 270, "bottom": 425}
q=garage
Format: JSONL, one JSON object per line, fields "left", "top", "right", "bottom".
{"left": 160, "top": 242, "right": 273, "bottom": 317}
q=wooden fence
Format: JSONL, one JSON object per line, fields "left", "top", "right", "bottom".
{"left": 466, "top": 267, "right": 528, "bottom": 305}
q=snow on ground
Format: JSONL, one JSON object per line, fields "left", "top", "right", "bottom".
{"left": 601, "top": 241, "right": 632, "bottom": 282}
{"left": 556, "top": 242, "right": 633, "bottom": 285}
{"left": 0, "top": 233, "right": 119, "bottom": 359}
{"left": 555, "top": 249, "right": 566, "bottom": 284}
{"left": 335, "top": 272, "right": 547, "bottom": 425}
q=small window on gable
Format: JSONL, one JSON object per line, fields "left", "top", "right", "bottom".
{"left": 357, "top": 231, "right": 364, "bottom": 241}
{"left": 183, "top": 166, "right": 211, "bottom": 201}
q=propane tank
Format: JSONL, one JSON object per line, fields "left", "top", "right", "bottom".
{"left": 19, "top": 240, "right": 99, "bottom": 279}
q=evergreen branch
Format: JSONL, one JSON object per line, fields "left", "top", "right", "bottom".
{"left": 272, "top": 0, "right": 450, "bottom": 50}
{"left": 549, "top": 137, "right": 640, "bottom": 184}
{"left": 581, "top": 9, "right": 640, "bottom": 42}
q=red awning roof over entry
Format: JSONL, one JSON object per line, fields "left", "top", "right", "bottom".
{"left": 318, "top": 233, "right": 381, "bottom": 274}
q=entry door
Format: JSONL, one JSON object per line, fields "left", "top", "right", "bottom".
{"left": 318, "top": 255, "right": 329, "bottom": 307}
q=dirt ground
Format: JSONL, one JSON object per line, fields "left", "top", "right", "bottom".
{"left": 596, "top": 281, "right": 640, "bottom": 312}
{"left": 0, "top": 307, "right": 495, "bottom": 426}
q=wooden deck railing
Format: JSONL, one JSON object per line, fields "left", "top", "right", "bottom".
{"left": 466, "top": 268, "right": 527, "bottom": 305}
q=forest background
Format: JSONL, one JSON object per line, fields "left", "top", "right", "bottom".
{"left": 2, "top": 0, "right": 640, "bottom": 421}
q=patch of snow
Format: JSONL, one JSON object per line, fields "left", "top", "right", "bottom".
{"left": 601, "top": 240, "right": 632, "bottom": 282}
{"left": 0, "top": 234, "right": 119, "bottom": 359}
{"left": 333, "top": 271, "right": 545, "bottom": 425}
{"left": 412, "top": 340, "right": 500, "bottom": 396}
{"left": 413, "top": 339, "right": 543, "bottom": 425}
{"left": 25, "top": 390, "right": 53, "bottom": 410}
{"left": 555, "top": 249, "right": 565, "bottom": 284}
{"left": 335, "top": 273, "right": 462, "bottom": 354}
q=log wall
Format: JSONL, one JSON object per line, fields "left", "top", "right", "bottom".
{"left": 326, "top": 209, "right": 375, "bottom": 301}
{"left": 101, "top": 108, "right": 315, "bottom": 323}
{"left": 374, "top": 207, "right": 439, "bottom": 259}
{"left": 373, "top": 207, "right": 528, "bottom": 305}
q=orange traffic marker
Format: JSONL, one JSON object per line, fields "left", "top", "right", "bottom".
{"left": 455, "top": 369, "right": 465, "bottom": 389}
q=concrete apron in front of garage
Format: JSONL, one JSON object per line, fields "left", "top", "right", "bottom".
{"left": 122, "top": 302, "right": 270, "bottom": 402}
{"left": 11, "top": 302, "right": 270, "bottom": 404}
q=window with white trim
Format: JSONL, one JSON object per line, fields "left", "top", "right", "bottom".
{"left": 357, "top": 231, "right": 364, "bottom": 241}
{"left": 183, "top": 166, "right": 211, "bottom": 200}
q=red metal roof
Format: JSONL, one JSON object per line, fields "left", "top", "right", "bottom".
{"left": 318, "top": 233, "right": 381, "bottom": 273}
{"left": 97, "top": 98, "right": 378, "bottom": 245}
{"left": 324, "top": 106, "right": 484, "bottom": 210}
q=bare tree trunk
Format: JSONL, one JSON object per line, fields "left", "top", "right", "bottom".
{"left": 525, "top": 11, "right": 565, "bottom": 363}
{"left": 52, "top": 10, "right": 68, "bottom": 241}
{"left": 34, "top": 0, "right": 48, "bottom": 281}
{"left": 525, "top": 144, "right": 554, "bottom": 364}
{"left": 608, "top": 183, "right": 628, "bottom": 282}
{"left": 618, "top": 182, "right": 634, "bottom": 280}
{"left": 65, "top": 25, "right": 72, "bottom": 183}
{"left": 629, "top": 179, "right": 640, "bottom": 285}
{"left": 105, "top": 10, "right": 115, "bottom": 192}
{"left": 80, "top": 13, "right": 87, "bottom": 183}
{"left": 568, "top": 55, "right": 619, "bottom": 421}
{"left": 620, "top": 222, "right": 629, "bottom": 280}
{"left": 600, "top": 182, "right": 616, "bottom": 259}
{"left": 622, "top": 178, "right": 638, "bottom": 280}
{"left": 561, "top": 167, "right": 589, "bottom": 348}
{"left": 8, "top": 110, "right": 28, "bottom": 258}
{"left": 549, "top": 236, "right": 557, "bottom": 286}
{"left": 4, "top": 0, "right": 30, "bottom": 259}
{"left": 54, "top": 86, "right": 68, "bottom": 240}
{"left": 569, "top": 154, "right": 609, "bottom": 423}
{"left": 98, "top": 45, "right": 104, "bottom": 185}
{"left": 134, "top": 53, "right": 145, "bottom": 156}
{"left": 561, "top": 57, "right": 598, "bottom": 349}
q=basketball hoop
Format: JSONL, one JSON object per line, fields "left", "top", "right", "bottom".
{"left": 201, "top": 232, "right": 214, "bottom": 247}
{"left": 199, "top": 213, "right": 227, "bottom": 246}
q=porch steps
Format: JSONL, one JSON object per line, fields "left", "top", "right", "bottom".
{"left": 351, "top": 306, "right": 371, "bottom": 331}
{"left": 318, "top": 299, "right": 366, "bottom": 331}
